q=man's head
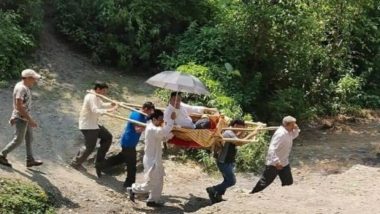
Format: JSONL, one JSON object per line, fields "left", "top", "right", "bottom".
{"left": 229, "top": 119, "right": 245, "bottom": 135}
{"left": 169, "top": 92, "right": 182, "bottom": 109}
{"left": 148, "top": 109, "right": 164, "bottom": 127}
{"left": 282, "top": 116, "right": 297, "bottom": 131}
{"left": 229, "top": 119, "right": 245, "bottom": 128}
{"left": 93, "top": 81, "right": 109, "bottom": 95}
{"left": 21, "top": 69, "right": 41, "bottom": 87}
{"left": 142, "top": 101, "right": 155, "bottom": 115}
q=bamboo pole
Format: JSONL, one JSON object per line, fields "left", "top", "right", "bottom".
{"left": 244, "top": 121, "right": 267, "bottom": 126}
{"left": 222, "top": 126, "right": 279, "bottom": 131}
{"left": 103, "top": 112, "right": 146, "bottom": 126}
{"left": 222, "top": 138, "right": 258, "bottom": 143}
{"left": 87, "top": 90, "right": 147, "bottom": 116}
{"left": 120, "top": 102, "right": 165, "bottom": 111}
{"left": 223, "top": 115, "right": 266, "bottom": 127}
{"left": 243, "top": 126, "right": 261, "bottom": 140}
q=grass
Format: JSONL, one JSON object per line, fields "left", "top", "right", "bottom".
{"left": 0, "top": 177, "right": 55, "bottom": 214}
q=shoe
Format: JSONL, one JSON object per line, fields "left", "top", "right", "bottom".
{"left": 70, "top": 162, "right": 86, "bottom": 171}
{"left": 95, "top": 166, "right": 102, "bottom": 178}
{"left": 215, "top": 194, "right": 223, "bottom": 203}
{"left": 206, "top": 187, "right": 218, "bottom": 204}
{"left": 26, "top": 159, "right": 43, "bottom": 167}
{"left": 146, "top": 201, "right": 164, "bottom": 207}
{"left": 0, "top": 155, "right": 12, "bottom": 168}
{"left": 126, "top": 187, "right": 135, "bottom": 202}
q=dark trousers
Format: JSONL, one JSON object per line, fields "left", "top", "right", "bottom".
{"left": 101, "top": 147, "right": 137, "bottom": 187}
{"left": 213, "top": 162, "right": 236, "bottom": 195}
{"left": 72, "top": 126, "right": 112, "bottom": 166}
{"left": 251, "top": 164, "right": 293, "bottom": 194}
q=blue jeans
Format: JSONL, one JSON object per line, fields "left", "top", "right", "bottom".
{"left": 213, "top": 162, "right": 236, "bottom": 195}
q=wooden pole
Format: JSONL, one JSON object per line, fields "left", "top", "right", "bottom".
{"left": 103, "top": 112, "right": 146, "bottom": 126}
{"left": 222, "top": 126, "right": 279, "bottom": 131}
{"left": 222, "top": 138, "right": 258, "bottom": 143}
{"left": 244, "top": 121, "right": 267, "bottom": 126}
{"left": 120, "top": 102, "right": 165, "bottom": 111}
{"left": 87, "top": 90, "right": 148, "bottom": 116}
{"left": 244, "top": 126, "right": 263, "bottom": 140}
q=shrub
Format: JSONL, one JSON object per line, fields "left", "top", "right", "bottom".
{"left": 0, "top": 178, "right": 55, "bottom": 214}
{"left": 0, "top": 0, "right": 43, "bottom": 80}
{"left": 0, "top": 11, "right": 34, "bottom": 79}
{"left": 269, "top": 88, "right": 314, "bottom": 121}
{"left": 52, "top": 0, "right": 215, "bottom": 69}
{"left": 236, "top": 132, "right": 270, "bottom": 173}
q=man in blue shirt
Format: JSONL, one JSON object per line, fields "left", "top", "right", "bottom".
{"left": 97, "top": 102, "right": 154, "bottom": 188}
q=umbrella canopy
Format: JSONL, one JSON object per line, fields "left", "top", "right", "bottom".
{"left": 146, "top": 71, "right": 210, "bottom": 95}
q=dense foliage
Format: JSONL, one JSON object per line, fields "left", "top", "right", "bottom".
{"left": 0, "top": 178, "right": 55, "bottom": 214}
{"left": 53, "top": 0, "right": 215, "bottom": 69}
{"left": 162, "top": 0, "right": 380, "bottom": 121}
{"left": 0, "top": 0, "right": 43, "bottom": 80}
{"left": 52, "top": 0, "right": 380, "bottom": 122}
{"left": 51, "top": 0, "right": 380, "bottom": 172}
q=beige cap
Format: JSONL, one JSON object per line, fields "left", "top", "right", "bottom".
{"left": 282, "top": 116, "right": 296, "bottom": 126}
{"left": 21, "top": 69, "right": 41, "bottom": 79}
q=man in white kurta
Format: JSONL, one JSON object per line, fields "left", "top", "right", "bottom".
{"left": 250, "top": 116, "right": 300, "bottom": 194}
{"left": 128, "top": 109, "right": 175, "bottom": 207}
{"left": 164, "top": 92, "right": 215, "bottom": 129}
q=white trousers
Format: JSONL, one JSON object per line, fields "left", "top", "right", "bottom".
{"left": 132, "top": 174, "right": 164, "bottom": 202}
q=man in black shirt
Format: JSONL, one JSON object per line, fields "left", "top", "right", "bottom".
{"left": 206, "top": 119, "right": 245, "bottom": 204}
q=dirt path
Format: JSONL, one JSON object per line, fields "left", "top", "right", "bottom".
{"left": 1, "top": 22, "right": 380, "bottom": 214}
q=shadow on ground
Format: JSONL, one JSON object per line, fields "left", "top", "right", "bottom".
{"left": 13, "top": 168, "right": 79, "bottom": 209}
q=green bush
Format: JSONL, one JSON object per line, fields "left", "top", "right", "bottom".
{"left": 269, "top": 88, "right": 314, "bottom": 121}
{"left": 0, "top": 0, "right": 43, "bottom": 37}
{"left": 0, "top": 11, "right": 34, "bottom": 80}
{"left": 195, "top": 149, "right": 218, "bottom": 173}
{"left": 53, "top": 0, "right": 215, "bottom": 69}
{"left": 0, "top": 178, "right": 55, "bottom": 214}
{"left": 0, "top": 0, "right": 43, "bottom": 80}
{"left": 160, "top": 0, "right": 380, "bottom": 121}
{"left": 236, "top": 132, "right": 270, "bottom": 173}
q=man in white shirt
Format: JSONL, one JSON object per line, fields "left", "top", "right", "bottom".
{"left": 127, "top": 109, "right": 176, "bottom": 207}
{"left": 250, "top": 116, "right": 300, "bottom": 194}
{"left": 0, "top": 69, "right": 43, "bottom": 168}
{"left": 164, "top": 92, "right": 216, "bottom": 129}
{"left": 71, "top": 81, "right": 118, "bottom": 176}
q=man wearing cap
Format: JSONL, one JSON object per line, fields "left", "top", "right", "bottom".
{"left": 0, "top": 69, "right": 43, "bottom": 168}
{"left": 250, "top": 116, "right": 300, "bottom": 194}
